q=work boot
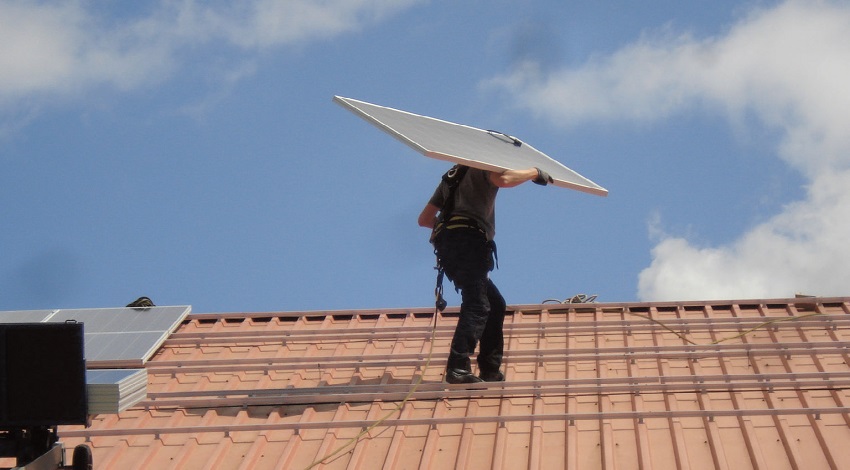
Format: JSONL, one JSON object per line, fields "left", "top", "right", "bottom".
{"left": 479, "top": 370, "right": 505, "bottom": 382}
{"left": 445, "top": 368, "right": 484, "bottom": 384}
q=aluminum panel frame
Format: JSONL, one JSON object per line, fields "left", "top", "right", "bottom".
{"left": 334, "top": 95, "right": 608, "bottom": 196}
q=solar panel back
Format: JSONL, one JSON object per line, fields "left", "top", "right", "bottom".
{"left": 0, "top": 322, "right": 88, "bottom": 426}
{"left": 334, "top": 96, "right": 607, "bottom": 196}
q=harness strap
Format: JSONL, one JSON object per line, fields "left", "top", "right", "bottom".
{"left": 430, "top": 165, "right": 469, "bottom": 238}
{"left": 434, "top": 264, "right": 447, "bottom": 313}
{"left": 488, "top": 240, "right": 499, "bottom": 270}
{"left": 432, "top": 215, "right": 484, "bottom": 239}
{"left": 432, "top": 165, "right": 470, "bottom": 313}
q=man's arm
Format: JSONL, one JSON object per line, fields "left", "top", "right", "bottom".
{"left": 489, "top": 167, "right": 553, "bottom": 188}
{"left": 418, "top": 203, "right": 440, "bottom": 229}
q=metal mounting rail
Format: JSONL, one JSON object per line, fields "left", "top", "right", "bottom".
{"left": 144, "top": 341, "right": 850, "bottom": 375}
{"left": 136, "top": 371, "right": 850, "bottom": 408}
{"left": 58, "top": 406, "right": 850, "bottom": 440}
{"left": 165, "top": 314, "right": 850, "bottom": 345}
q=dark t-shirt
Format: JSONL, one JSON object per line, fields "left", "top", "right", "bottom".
{"left": 428, "top": 167, "right": 499, "bottom": 240}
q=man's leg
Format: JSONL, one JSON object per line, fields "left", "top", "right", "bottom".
{"left": 446, "top": 277, "right": 490, "bottom": 383}
{"left": 477, "top": 280, "right": 506, "bottom": 381}
{"left": 436, "top": 228, "right": 491, "bottom": 384}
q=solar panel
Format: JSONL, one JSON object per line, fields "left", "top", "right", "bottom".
{"left": 47, "top": 306, "right": 191, "bottom": 368}
{"left": 86, "top": 369, "right": 148, "bottom": 414}
{"left": 0, "top": 306, "right": 191, "bottom": 368}
{"left": 0, "top": 309, "right": 57, "bottom": 323}
{"left": 333, "top": 96, "right": 608, "bottom": 197}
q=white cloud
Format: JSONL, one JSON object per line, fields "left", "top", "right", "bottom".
{"left": 0, "top": 2, "right": 79, "bottom": 95}
{"left": 0, "top": 2, "right": 172, "bottom": 101}
{"left": 640, "top": 169, "right": 850, "bottom": 300}
{"left": 0, "top": 0, "right": 420, "bottom": 107}
{"left": 489, "top": 0, "right": 850, "bottom": 300}
{"left": 167, "top": 0, "right": 420, "bottom": 48}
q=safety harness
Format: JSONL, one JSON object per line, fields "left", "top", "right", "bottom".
{"left": 432, "top": 166, "right": 501, "bottom": 311}
{"left": 432, "top": 165, "right": 469, "bottom": 233}
{"left": 431, "top": 165, "right": 469, "bottom": 312}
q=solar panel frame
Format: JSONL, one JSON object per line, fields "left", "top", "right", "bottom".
{"left": 333, "top": 95, "right": 608, "bottom": 197}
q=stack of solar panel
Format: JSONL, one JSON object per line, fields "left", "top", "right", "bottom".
{"left": 0, "top": 306, "right": 189, "bottom": 415}
{"left": 86, "top": 369, "right": 148, "bottom": 414}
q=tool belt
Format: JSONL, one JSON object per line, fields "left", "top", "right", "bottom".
{"left": 431, "top": 215, "right": 484, "bottom": 242}
{"left": 431, "top": 215, "right": 498, "bottom": 271}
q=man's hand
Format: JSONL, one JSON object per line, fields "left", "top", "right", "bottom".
{"left": 533, "top": 168, "right": 553, "bottom": 186}
{"left": 490, "top": 167, "right": 554, "bottom": 187}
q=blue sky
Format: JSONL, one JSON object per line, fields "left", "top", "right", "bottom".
{"left": 2, "top": 0, "right": 849, "bottom": 314}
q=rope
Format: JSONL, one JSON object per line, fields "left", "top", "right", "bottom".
{"left": 543, "top": 294, "right": 598, "bottom": 304}
{"left": 305, "top": 293, "right": 822, "bottom": 467}
{"left": 543, "top": 295, "right": 826, "bottom": 346}
{"left": 302, "top": 275, "right": 444, "bottom": 469}
{"left": 630, "top": 311, "right": 825, "bottom": 345}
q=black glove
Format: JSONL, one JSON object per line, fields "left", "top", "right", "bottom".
{"left": 533, "top": 167, "right": 553, "bottom": 186}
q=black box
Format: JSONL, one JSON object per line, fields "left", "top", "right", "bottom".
{"left": 0, "top": 323, "right": 87, "bottom": 427}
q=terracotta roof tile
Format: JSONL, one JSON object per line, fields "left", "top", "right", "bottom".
{"left": 56, "top": 298, "right": 850, "bottom": 469}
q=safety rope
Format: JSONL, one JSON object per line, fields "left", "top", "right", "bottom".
{"left": 625, "top": 310, "right": 826, "bottom": 345}
{"left": 543, "top": 294, "right": 598, "bottom": 304}
{"left": 302, "top": 266, "right": 445, "bottom": 469}
{"left": 543, "top": 295, "right": 826, "bottom": 346}
{"left": 303, "top": 292, "right": 827, "bottom": 467}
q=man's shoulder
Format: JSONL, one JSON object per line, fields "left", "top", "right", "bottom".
{"left": 466, "top": 167, "right": 498, "bottom": 188}
{"left": 464, "top": 166, "right": 489, "bottom": 179}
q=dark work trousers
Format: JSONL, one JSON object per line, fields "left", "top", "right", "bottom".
{"left": 434, "top": 227, "right": 507, "bottom": 374}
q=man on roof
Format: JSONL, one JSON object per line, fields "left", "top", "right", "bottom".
{"left": 418, "top": 165, "right": 553, "bottom": 384}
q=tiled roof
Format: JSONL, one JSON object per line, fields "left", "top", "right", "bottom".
{"left": 56, "top": 297, "right": 850, "bottom": 469}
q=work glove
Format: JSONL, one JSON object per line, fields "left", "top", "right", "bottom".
{"left": 533, "top": 167, "right": 553, "bottom": 186}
